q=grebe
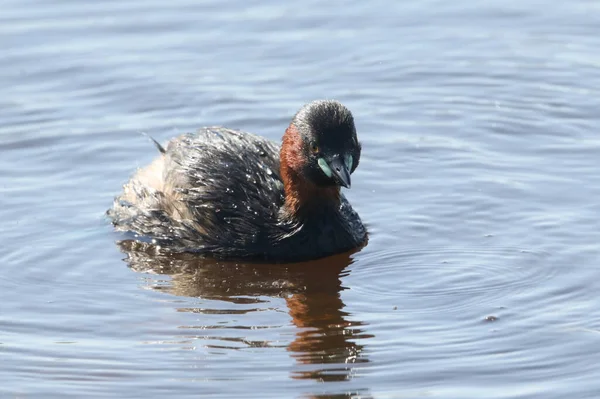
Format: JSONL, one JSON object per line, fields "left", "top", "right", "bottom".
{"left": 108, "top": 100, "right": 366, "bottom": 262}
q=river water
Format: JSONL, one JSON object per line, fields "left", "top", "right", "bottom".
{"left": 2, "top": 0, "right": 600, "bottom": 398}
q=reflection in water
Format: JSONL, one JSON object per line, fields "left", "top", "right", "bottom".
{"left": 117, "top": 240, "right": 373, "bottom": 398}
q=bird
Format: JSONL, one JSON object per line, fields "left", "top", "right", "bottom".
{"left": 108, "top": 99, "right": 367, "bottom": 262}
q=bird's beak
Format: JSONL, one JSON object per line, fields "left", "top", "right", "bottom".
{"left": 328, "top": 156, "right": 351, "bottom": 189}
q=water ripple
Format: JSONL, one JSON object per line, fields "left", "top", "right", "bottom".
{"left": 351, "top": 246, "right": 555, "bottom": 314}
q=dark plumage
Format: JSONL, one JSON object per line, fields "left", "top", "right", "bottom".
{"left": 108, "top": 100, "right": 367, "bottom": 262}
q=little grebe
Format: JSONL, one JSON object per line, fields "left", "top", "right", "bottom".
{"left": 108, "top": 100, "right": 367, "bottom": 262}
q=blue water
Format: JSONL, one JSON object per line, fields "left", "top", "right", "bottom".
{"left": 2, "top": 0, "right": 600, "bottom": 398}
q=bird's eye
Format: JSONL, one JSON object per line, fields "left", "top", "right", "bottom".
{"left": 311, "top": 143, "right": 320, "bottom": 154}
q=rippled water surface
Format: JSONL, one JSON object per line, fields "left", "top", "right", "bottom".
{"left": 3, "top": 0, "right": 600, "bottom": 398}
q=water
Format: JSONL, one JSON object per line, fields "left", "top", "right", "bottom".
{"left": 2, "top": 0, "right": 600, "bottom": 397}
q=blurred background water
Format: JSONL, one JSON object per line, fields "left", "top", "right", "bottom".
{"left": 2, "top": 0, "right": 600, "bottom": 398}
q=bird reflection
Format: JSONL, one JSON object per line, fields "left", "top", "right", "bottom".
{"left": 117, "top": 240, "right": 373, "bottom": 398}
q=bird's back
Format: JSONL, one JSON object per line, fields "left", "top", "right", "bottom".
{"left": 109, "top": 127, "right": 286, "bottom": 256}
